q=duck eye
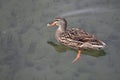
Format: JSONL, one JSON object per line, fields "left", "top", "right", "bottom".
{"left": 55, "top": 20, "right": 59, "bottom": 21}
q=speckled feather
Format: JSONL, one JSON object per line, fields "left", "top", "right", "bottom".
{"left": 59, "top": 28, "right": 105, "bottom": 50}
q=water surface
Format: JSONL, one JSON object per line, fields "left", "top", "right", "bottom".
{"left": 0, "top": 0, "right": 120, "bottom": 80}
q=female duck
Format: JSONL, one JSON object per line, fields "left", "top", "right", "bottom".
{"left": 47, "top": 17, "right": 106, "bottom": 63}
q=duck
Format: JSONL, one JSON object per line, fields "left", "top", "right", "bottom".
{"left": 47, "top": 17, "right": 106, "bottom": 63}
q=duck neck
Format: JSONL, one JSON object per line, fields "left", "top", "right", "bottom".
{"left": 55, "top": 25, "right": 66, "bottom": 42}
{"left": 57, "top": 24, "right": 66, "bottom": 32}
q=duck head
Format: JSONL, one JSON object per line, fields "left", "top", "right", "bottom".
{"left": 47, "top": 17, "right": 67, "bottom": 31}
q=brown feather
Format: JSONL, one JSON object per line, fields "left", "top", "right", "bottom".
{"left": 59, "top": 28, "right": 104, "bottom": 49}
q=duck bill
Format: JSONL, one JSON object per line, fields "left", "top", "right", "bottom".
{"left": 47, "top": 21, "right": 56, "bottom": 27}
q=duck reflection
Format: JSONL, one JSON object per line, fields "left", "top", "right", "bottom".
{"left": 47, "top": 41, "right": 106, "bottom": 57}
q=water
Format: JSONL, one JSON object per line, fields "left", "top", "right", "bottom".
{"left": 0, "top": 0, "right": 120, "bottom": 80}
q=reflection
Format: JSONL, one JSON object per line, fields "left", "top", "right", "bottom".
{"left": 47, "top": 41, "right": 106, "bottom": 57}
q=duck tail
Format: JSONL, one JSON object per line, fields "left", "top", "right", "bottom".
{"left": 101, "top": 41, "right": 106, "bottom": 48}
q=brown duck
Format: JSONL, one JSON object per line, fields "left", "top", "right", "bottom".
{"left": 47, "top": 17, "right": 106, "bottom": 63}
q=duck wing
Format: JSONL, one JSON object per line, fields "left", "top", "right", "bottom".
{"left": 59, "top": 28, "right": 105, "bottom": 49}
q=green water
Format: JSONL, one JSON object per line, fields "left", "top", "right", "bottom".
{"left": 0, "top": 0, "right": 120, "bottom": 80}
